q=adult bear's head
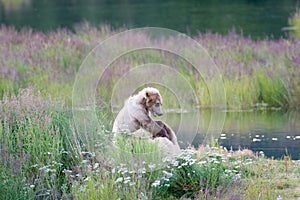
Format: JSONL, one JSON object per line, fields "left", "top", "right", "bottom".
{"left": 140, "top": 87, "right": 163, "bottom": 117}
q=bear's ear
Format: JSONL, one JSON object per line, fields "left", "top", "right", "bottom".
{"left": 140, "top": 96, "right": 147, "bottom": 106}
{"left": 145, "top": 91, "right": 150, "bottom": 98}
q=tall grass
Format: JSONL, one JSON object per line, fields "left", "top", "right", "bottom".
{"left": 0, "top": 88, "right": 76, "bottom": 199}
{"left": 0, "top": 24, "right": 299, "bottom": 108}
{"left": 289, "top": 8, "right": 300, "bottom": 39}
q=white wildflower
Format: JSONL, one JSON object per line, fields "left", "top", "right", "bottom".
{"left": 151, "top": 180, "right": 160, "bottom": 187}
{"left": 138, "top": 167, "right": 146, "bottom": 174}
{"left": 198, "top": 161, "right": 207, "bottom": 165}
{"left": 129, "top": 182, "right": 135, "bottom": 186}
{"left": 162, "top": 170, "right": 173, "bottom": 178}
{"left": 123, "top": 179, "right": 130, "bottom": 184}
{"left": 181, "top": 162, "right": 188, "bottom": 167}
{"left": 82, "top": 160, "right": 88, "bottom": 164}
{"left": 233, "top": 174, "right": 241, "bottom": 181}
{"left": 148, "top": 163, "right": 156, "bottom": 171}
{"left": 111, "top": 168, "right": 116, "bottom": 174}
{"left": 114, "top": 177, "right": 123, "bottom": 184}
{"left": 118, "top": 167, "right": 128, "bottom": 174}
{"left": 172, "top": 160, "right": 179, "bottom": 167}
{"left": 189, "top": 159, "right": 196, "bottom": 165}
{"left": 213, "top": 160, "right": 220, "bottom": 164}
{"left": 94, "top": 163, "right": 99, "bottom": 169}
{"left": 64, "top": 169, "right": 72, "bottom": 174}
{"left": 209, "top": 158, "right": 218, "bottom": 163}
{"left": 31, "top": 164, "right": 38, "bottom": 168}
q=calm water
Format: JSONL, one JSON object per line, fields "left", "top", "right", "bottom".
{"left": 163, "top": 110, "right": 300, "bottom": 159}
{"left": 0, "top": 0, "right": 298, "bottom": 38}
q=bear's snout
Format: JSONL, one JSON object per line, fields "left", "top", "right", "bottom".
{"left": 156, "top": 111, "right": 163, "bottom": 116}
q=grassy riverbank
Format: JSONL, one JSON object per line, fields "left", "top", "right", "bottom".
{"left": 1, "top": 24, "right": 300, "bottom": 199}
{"left": 0, "top": 89, "right": 299, "bottom": 199}
{"left": 0, "top": 24, "right": 299, "bottom": 108}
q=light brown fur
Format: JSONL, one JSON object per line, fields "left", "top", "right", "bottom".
{"left": 112, "top": 87, "right": 181, "bottom": 156}
{"left": 112, "top": 87, "right": 166, "bottom": 136}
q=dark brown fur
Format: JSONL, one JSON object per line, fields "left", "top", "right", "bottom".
{"left": 150, "top": 120, "right": 175, "bottom": 144}
{"left": 140, "top": 92, "right": 162, "bottom": 112}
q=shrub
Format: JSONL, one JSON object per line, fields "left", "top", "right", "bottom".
{"left": 152, "top": 150, "right": 241, "bottom": 199}
{"left": 69, "top": 135, "right": 164, "bottom": 200}
{"left": 289, "top": 9, "right": 300, "bottom": 39}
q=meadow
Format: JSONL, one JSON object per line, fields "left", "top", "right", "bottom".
{"left": 1, "top": 23, "right": 300, "bottom": 108}
{"left": 1, "top": 23, "right": 300, "bottom": 199}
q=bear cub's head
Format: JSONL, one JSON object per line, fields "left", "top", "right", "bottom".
{"left": 140, "top": 87, "right": 163, "bottom": 117}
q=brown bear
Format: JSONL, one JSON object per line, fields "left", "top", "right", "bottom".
{"left": 112, "top": 87, "right": 181, "bottom": 156}
{"left": 112, "top": 87, "right": 166, "bottom": 136}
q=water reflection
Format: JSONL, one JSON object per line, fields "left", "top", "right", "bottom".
{"left": 164, "top": 109, "right": 300, "bottom": 159}
{"left": 0, "top": 0, "right": 31, "bottom": 12}
{"left": 0, "top": 0, "right": 298, "bottom": 38}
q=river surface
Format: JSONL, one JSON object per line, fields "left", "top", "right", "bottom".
{"left": 0, "top": 0, "right": 298, "bottom": 38}
{"left": 162, "top": 109, "right": 300, "bottom": 159}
